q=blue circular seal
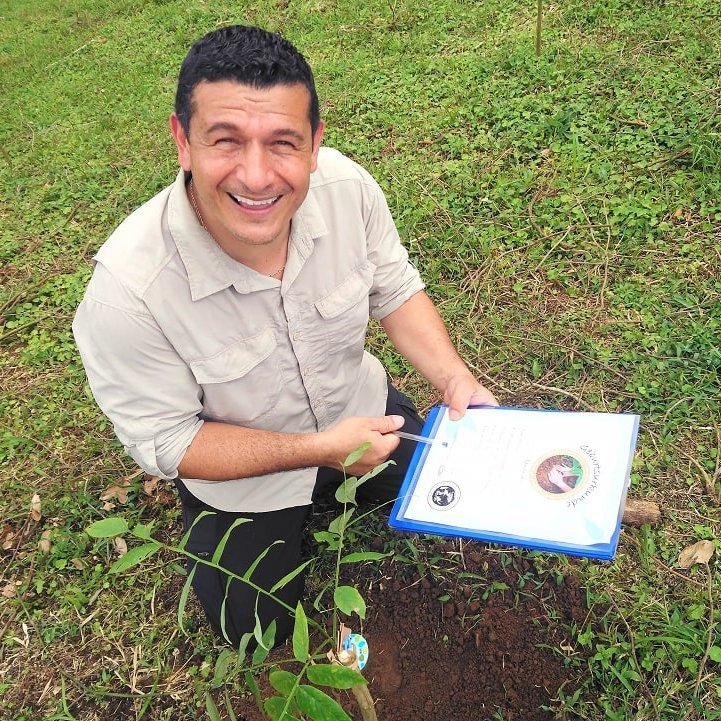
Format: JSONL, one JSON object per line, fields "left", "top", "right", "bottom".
{"left": 342, "top": 633, "right": 369, "bottom": 670}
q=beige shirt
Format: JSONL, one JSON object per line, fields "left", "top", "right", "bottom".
{"left": 73, "top": 147, "right": 424, "bottom": 512}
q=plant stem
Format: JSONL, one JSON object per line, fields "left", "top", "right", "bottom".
{"left": 535, "top": 0, "right": 542, "bottom": 55}
{"left": 350, "top": 684, "right": 378, "bottom": 721}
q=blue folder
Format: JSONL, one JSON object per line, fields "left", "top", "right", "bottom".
{"left": 389, "top": 405, "right": 639, "bottom": 560}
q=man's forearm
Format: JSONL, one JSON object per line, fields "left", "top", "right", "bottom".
{"left": 380, "top": 290, "right": 474, "bottom": 390}
{"left": 177, "top": 422, "right": 328, "bottom": 480}
{"left": 176, "top": 414, "right": 405, "bottom": 481}
{"left": 380, "top": 290, "right": 498, "bottom": 417}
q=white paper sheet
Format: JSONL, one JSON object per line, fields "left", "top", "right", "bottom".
{"left": 400, "top": 407, "right": 638, "bottom": 547}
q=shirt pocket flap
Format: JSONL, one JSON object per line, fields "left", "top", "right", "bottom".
{"left": 315, "top": 263, "right": 374, "bottom": 320}
{"left": 189, "top": 328, "right": 277, "bottom": 384}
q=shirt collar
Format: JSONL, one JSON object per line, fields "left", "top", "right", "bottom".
{"left": 167, "top": 170, "right": 328, "bottom": 300}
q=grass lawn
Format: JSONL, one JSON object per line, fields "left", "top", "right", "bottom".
{"left": 1, "top": 0, "right": 720, "bottom": 719}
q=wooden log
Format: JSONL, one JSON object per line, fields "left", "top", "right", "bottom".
{"left": 622, "top": 498, "right": 661, "bottom": 527}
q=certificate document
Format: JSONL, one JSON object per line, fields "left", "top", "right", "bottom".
{"left": 389, "top": 406, "right": 640, "bottom": 559}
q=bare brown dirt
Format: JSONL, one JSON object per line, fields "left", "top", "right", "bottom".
{"left": 234, "top": 538, "right": 588, "bottom": 721}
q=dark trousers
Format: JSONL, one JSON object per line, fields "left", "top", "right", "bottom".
{"left": 175, "top": 383, "right": 424, "bottom": 648}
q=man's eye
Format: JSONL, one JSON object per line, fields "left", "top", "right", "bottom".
{"left": 216, "top": 138, "right": 235, "bottom": 145}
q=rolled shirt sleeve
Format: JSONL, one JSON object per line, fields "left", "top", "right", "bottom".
{"left": 72, "top": 264, "right": 203, "bottom": 479}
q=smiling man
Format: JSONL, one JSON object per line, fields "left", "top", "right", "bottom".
{"left": 73, "top": 25, "right": 496, "bottom": 648}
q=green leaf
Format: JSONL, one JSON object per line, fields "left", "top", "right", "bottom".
{"left": 219, "top": 577, "right": 233, "bottom": 645}
{"left": 292, "top": 601, "right": 309, "bottom": 662}
{"left": 205, "top": 691, "right": 222, "bottom": 721}
{"left": 212, "top": 648, "right": 236, "bottom": 688}
{"left": 339, "top": 551, "right": 388, "bottom": 564}
{"left": 269, "top": 669, "right": 297, "bottom": 697}
{"left": 306, "top": 664, "right": 367, "bottom": 689}
{"left": 334, "top": 586, "right": 366, "bottom": 619}
{"left": 709, "top": 646, "right": 721, "bottom": 663}
{"left": 333, "top": 460, "right": 394, "bottom": 504}
{"left": 296, "top": 685, "right": 352, "bottom": 721}
{"left": 237, "top": 632, "right": 254, "bottom": 661}
{"left": 86, "top": 517, "right": 129, "bottom": 538}
{"left": 356, "top": 459, "right": 394, "bottom": 485}
{"left": 177, "top": 563, "right": 197, "bottom": 635}
{"left": 244, "top": 671, "right": 263, "bottom": 714}
{"left": 178, "top": 510, "right": 215, "bottom": 550}
{"left": 212, "top": 517, "right": 253, "bottom": 565}
{"left": 243, "top": 540, "right": 283, "bottom": 581}
{"left": 328, "top": 508, "right": 355, "bottom": 536}
{"left": 264, "top": 696, "right": 301, "bottom": 721}
{"left": 251, "top": 640, "right": 270, "bottom": 666}
{"left": 252, "top": 619, "right": 277, "bottom": 664}
{"left": 131, "top": 522, "right": 154, "bottom": 540}
{"left": 253, "top": 609, "right": 264, "bottom": 648}
{"left": 342, "top": 442, "right": 370, "bottom": 468}
{"left": 334, "top": 475, "right": 361, "bottom": 505}
{"left": 313, "top": 531, "right": 340, "bottom": 550}
{"left": 109, "top": 541, "right": 160, "bottom": 573}
{"left": 270, "top": 559, "right": 311, "bottom": 594}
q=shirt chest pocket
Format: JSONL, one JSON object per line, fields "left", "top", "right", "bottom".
{"left": 188, "top": 328, "right": 282, "bottom": 425}
{"left": 314, "top": 263, "right": 374, "bottom": 349}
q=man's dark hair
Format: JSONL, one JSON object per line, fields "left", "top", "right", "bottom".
{"left": 175, "top": 25, "right": 320, "bottom": 135}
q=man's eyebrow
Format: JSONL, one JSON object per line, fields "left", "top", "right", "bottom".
{"left": 204, "top": 121, "right": 241, "bottom": 135}
{"left": 203, "top": 122, "right": 307, "bottom": 142}
{"left": 271, "top": 128, "right": 307, "bottom": 143}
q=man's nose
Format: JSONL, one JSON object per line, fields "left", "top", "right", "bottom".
{"left": 235, "top": 143, "right": 274, "bottom": 193}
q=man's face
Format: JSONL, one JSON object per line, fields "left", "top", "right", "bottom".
{"left": 170, "top": 80, "right": 324, "bottom": 261}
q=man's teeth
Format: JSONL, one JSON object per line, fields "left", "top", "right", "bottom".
{"left": 230, "top": 194, "right": 278, "bottom": 207}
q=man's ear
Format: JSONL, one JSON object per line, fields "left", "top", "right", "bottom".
{"left": 310, "top": 120, "right": 325, "bottom": 173}
{"left": 169, "top": 113, "right": 191, "bottom": 171}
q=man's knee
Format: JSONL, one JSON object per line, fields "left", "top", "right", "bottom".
{"left": 192, "top": 566, "right": 301, "bottom": 649}
{"left": 177, "top": 497, "right": 309, "bottom": 649}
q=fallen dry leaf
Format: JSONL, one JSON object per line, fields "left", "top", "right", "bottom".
{"left": 30, "top": 493, "right": 41, "bottom": 522}
{"left": 102, "top": 501, "right": 116, "bottom": 512}
{"left": 143, "top": 475, "right": 160, "bottom": 495}
{"left": 114, "top": 536, "right": 128, "bottom": 557}
{"left": 2, "top": 524, "right": 18, "bottom": 551}
{"left": 677, "top": 540, "right": 715, "bottom": 569}
{"left": 70, "top": 558, "right": 85, "bottom": 570}
{"left": 1, "top": 583, "right": 17, "bottom": 598}
{"left": 101, "top": 480, "right": 131, "bottom": 505}
{"left": 38, "top": 529, "right": 52, "bottom": 554}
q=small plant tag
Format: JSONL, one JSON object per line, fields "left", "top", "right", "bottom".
{"left": 332, "top": 623, "right": 369, "bottom": 671}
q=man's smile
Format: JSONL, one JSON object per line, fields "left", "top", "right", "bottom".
{"left": 228, "top": 192, "right": 281, "bottom": 209}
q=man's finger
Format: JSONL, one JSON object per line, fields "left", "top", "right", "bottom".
{"left": 376, "top": 414, "right": 405, "bottom": 434}
{"left": 447, "top": 403, "right": 467, "bottom": 421}
{"left": 470, "top": 388, "right": 499, "bottom": 407}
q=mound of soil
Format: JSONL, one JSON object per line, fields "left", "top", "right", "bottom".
{"left": 359, "top": 541, "right": 585, "bottom": 721}
{"left": 235, "top": 538, "right": 587, "bottom": 721}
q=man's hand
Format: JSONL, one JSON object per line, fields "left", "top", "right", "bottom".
{"left": 319, "top": 414, "right": 405, "bottom": 475}
{"left": 443, "top": 373, "right": 498, "bottom": 421}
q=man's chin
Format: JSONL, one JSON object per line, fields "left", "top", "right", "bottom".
{"left": 230, "top": 231, "right": 284, "bottom": 246}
